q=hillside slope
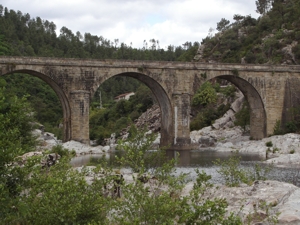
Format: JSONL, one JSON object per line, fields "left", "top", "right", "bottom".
{"left": 194, "top": 0, "right": 300, "bottom": 65}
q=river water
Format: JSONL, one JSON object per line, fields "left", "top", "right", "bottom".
{"left": 71, "top": 150, "right": 300, "bottom": 186}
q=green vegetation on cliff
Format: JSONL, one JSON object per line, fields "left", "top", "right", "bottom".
{"left": 200, "top": 0, "right": 300, "bottom": 65}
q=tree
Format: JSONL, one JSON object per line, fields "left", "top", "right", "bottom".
{"left": 0, "top": 35, "right": 9, "bottom": 55}
{"left": 256, "top": 0, "right": 273, "bottom": 15}
{"left": 0, "top": 80, "right": 37, "bottom": 220}
{"left": 192, "top": 81, "right": 217, "bottom": 106}
{"left": 233, "top": 14, "right": 244, "bottom": 24}
{"left": 216, "top": 18, "right": 230, "bottom": 32}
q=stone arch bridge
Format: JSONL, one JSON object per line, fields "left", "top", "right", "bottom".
{"left": 1, "top": 56, "right": 300, "bottom": 150}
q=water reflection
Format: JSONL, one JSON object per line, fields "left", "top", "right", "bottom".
{"left": 165, "top": 150, "right": 264, "bottom": 167}
{"left": 70, "top": 150, "right": 300, "bottom": 186}
{"left": 71, "top": 150, "right": 264, "bottom": 168}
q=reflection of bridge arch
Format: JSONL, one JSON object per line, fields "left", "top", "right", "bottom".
{"left": 204, "top": 75, "right": 266, "bottom": 139}
{"left": 94, "top": 72, "right": 174, "bottom": 147}
{"left": 1, "top": 70, "right": 71, "bottom": 142}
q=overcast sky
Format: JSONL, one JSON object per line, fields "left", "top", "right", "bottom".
{"left": 1, "top": 0, "right": 259, "bottom": 49}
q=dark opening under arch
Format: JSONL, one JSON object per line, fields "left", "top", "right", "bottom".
{"left": 1, "top": 70, "right": 71, "bottom": 142}
{"left": 217, "top": 75, "right": 267, "bottom": 139}
{"left": 94, "top": 72, "right": 174, "bottom": 147}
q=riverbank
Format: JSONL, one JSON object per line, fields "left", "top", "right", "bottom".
{"left": 33, "top": 127, "right": 300, "bottom": 224}
{"left": 191, "top": 125, "right": 300, "bottom": 168}
{"left": 34, "top": 125, "right": 300, "bottom": 168}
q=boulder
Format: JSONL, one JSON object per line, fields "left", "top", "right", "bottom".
{"left": 183, "top": 180, "right": 300, "bottom": 224}
{"left": 16, "top": 151, "right": 43, "bottom": 166}
{"left": 41, "top": 153, "right": 61, "bottom": 168}
{"left": 198, "top": 136, "right": 216, "bottom": 147}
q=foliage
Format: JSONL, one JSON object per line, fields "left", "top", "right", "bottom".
{"left": 215, "top": 152, "right": 273, "bottom": 187}
{"left": 249, "top": 163, "right": 273, "bottom": 182}
{"left": 219, "top": 84, "right": 236, "bottom": 98}
{"left": 192, "top": 81, "right": 217, "bottom": 106}
{"left": 217, "top": 18, "right": 230, "bottom": 32}
{"left": 0, "top": 5, "right": 198, "bottom": 144}
{"left": 179, "top": 169, "right": 242, "bottom": 225}
{"left": 289, "top": 149, "right": 295, "bottom": 154}
{"left": 273, "top": 120, "right": 283, "bottom": 135}
{"left": 245, "top": 199, "right": 279, "bottom": 225}
{"left": 0, "top": 85, "right": 37, "bottom": 220}
{"left": 0, "top": 34, "right": 9, "bottom": 55}
{"left": 116, "top": 125, "right": 160, "bottom": 173}
{"left": 17, "top": 157, "right": 113, "bottom": 224}
{"left": 256, "top": 0, "right": 273, "bottom": 15}
{"left": 49, "top": 144, "right": 75, "bottom": 157}
{"left": 112, "top": 127, "right": 242, "bottom": 224}
{"left": 1, "top": 112, "right": 281, "bottom": 224}
{"left": 190, "top": 104, "right": 230, "bottom": 131}
{"left": 214, "top": 152, "right": 249, "bottom": 187}
{"left": 200, "top": 0, "right": 300, "bottom": 65}
{"left": 1, "top": 74, "right": 63, "bottom": 139}
{"left": 234, "top": 102, "right": 250, "bottom": 131}
{"left": 266, "top": 141, "right": 273, "bottom": 147}
{"left": 89, "top": 83, "right": 155, "bottom": 143}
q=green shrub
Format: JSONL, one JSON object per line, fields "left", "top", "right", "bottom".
{"left": 116, "top": 125, "right": 159, "bottom": 173}
{"left": 290, "top": 149, "right": 295, "bottom": 154}
{"left": 266, "top": 141, "right": 273, "bottom": 147}
{"left": 192, "top": 81, "right": 217, "bottom": 106}
{"left": 214, "top": 152, "right": 249, "bottom": 187}
{"left": 234, "top": 102, "right": 250, "bottom": 131}
{"left": 220, "top": 85, "right": 236, "bottom": 98}
{"left": 49, "top": 144, "right": 73, "bottom": 157}
{"left": 18, "top": 158, "right": 112, "bottom": 224}
{"left": 249, "top": 163, "right": 273, "bottom": 182}
{"left": 231, "top": 68, "right": 239, "bottom": 76}
{"left": 190, "top": 104, "right": 230, "bottom": 131}
{"left": 215, "top": 152, "right": 273, "bottom": 187}
{"left": 273, "top": 120, "right": 283, "bottom": 135}
{"left": 285, "top": 121, "right": 297, "bottom": 133}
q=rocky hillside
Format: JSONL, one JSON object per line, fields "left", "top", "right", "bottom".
{"left": 194, "top": 0, "right": 300, "bottom": 65}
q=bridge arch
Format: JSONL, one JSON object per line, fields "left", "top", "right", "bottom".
{"left": 0, "top": 69, "right": 71, "bottom": 142}
{"left": 210, "top": 75, "right": 267, "bottom": 139}
{"left": 94, "top": 72, "right": 174, "bottom": 147}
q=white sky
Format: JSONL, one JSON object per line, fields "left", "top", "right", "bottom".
{"left": 1, "top": 0, "right": 259, "bottom": 49}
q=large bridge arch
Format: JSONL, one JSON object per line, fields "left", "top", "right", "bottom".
{"left": 93, "top": 71, "right": 174, "bottom": 147}
{"left": 0, "top": 69, "right": 72, "bottom": 142}
{"left": 213, "top": 75, "right": 267, "bottom": 139}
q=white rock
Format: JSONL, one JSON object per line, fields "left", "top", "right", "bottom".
{"left": 102, "top": 146, "right": 111, "bottom": 152}
{"left": 265, "top": 153, "right": 300, "bottom": 166}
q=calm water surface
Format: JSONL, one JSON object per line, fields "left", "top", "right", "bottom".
{"left": 71, "top": 150, "right": 300, "bottom": 186}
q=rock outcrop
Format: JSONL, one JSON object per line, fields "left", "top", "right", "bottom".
{"left": 134, "top": 104, "right": 161, "bottom": 132}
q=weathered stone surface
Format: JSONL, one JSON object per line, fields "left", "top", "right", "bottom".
{"left": 198, "top": 136, "right": 216, "bottom": 147}
{"left": 1, "top": 56, "right": 300, "bottom": 149}
{"left": 62, "top": 140, "right": 112, "bottom": 156}
{"left": 16, "top": 151, "right": 43, "bottom": 166}
{"left": 281, "top": 41, "right": 297, "bottom": 65}
{"left": 182, "top": 180, "right": 300, "bottom": 224}
{"left": 191, "top": 126, "right": 246, "bottom": 145}
{"left": 134, "top": 104, "right": 161, "bottom": 132}
{"left": 277, "top": 189, "right": 300, "bottom": 225}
